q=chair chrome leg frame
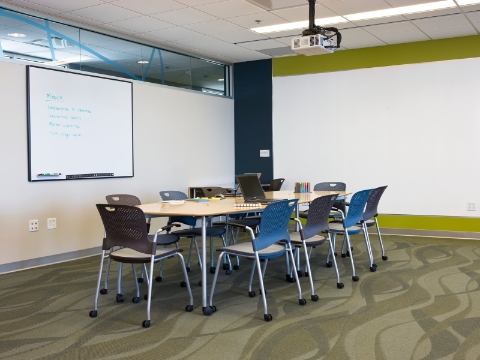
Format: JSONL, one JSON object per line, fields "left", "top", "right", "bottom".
{"left": 90, "top": 251, "right": 194, "bottom": 328}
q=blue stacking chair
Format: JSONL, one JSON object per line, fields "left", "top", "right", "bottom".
{"left": 327, "top": 189, "right": 373, "bottom": 281}
{"left": 209, "top": 199, "right": 306, "bottom": 322}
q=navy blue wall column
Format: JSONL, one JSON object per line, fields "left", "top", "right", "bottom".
{"left": 233, "top": 59, "right": 273, "bottom": 183}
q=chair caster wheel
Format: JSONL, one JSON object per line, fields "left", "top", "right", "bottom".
{"left": 370, "top": 266, "right": 377, "bottom": 272}
{"left": 341, "top": 253, "right": 347, "bottom": 258}
{"left": 116, "top": 294, "right": 124, "bottom": 303}
{"left": 372, "top": 263, "right": 377, "bottom": 268}
{"left": 337, "top": 282, "right": 344, "bottom": 289}
{"left": 248, "top": 291, "right": 256, "bottom": 298}
{"left": 198, "top": 281, "right": 202, "bottom": 287}
{"left": 222, "top": 263, "right": 229, "bottom": 270}
{"left": 233, "top": 265, "right": 240, "bottom": 270}
{"left": 137, "top": 278, "right": 144, "bottom": 283}
{"left": 311, "top": 295, "right": 319, "bottom": 302}
{"left": 186, "top": 267, "right": 190, "bottom": 272}
{"left": 264, "top": 314, "right": 273, "bottom": 322}
{"left": 209, "top": 267, "right": 216, "bottom": 274}
{"left": 100, "top": 288, "right": 108, "bottom": 295}
{"left": 211, "top": 305, "right": 217, "bottom": 312}
{"left": 352, "top": 276, "right": 359, "bottom": 282}
{"left": 297, "top": 270, "right": 304, "bottom": 277}
{"left": 326, "top": 261, "right": 333, "bottom": 268}
{"left": 286, "top": 275, "right": 296, "bottom": 283}
{"left": 305, "top": 271, "right": 309, "bottom": 277}
{"left": 155, "top": 276, "right": 162, "bottom": 282}
{"left": 334, "top": 252, "right": 337, "bottom": 257}
{"left": 346, "top": 251, "right": 351, "bottom": 257}
{"left": 259, "top": 288, "right": 267, "bottom": 295}
{"left": 132, "top": 296, "right": 140, "bottom": 303}
{"left": 180, "top": 281, "right": 187, "bottom": 287}
{"left": 142, "top": 320, "right": 150, "bottom": 328}
{"left": 299, "top": 298, "right": 307, "bottom": 305}
{"left": 144, "top": 294, "right": 149, "bottom": 301}
{"left": 225, "top": 270, "right": 232, "bottom": 275}
{"left": 185, "top": 304, "right": 193, "bottom": 312}
{"left": 89, "top": 310, "right": 97, "bottom": 318}
{"left": 202, "top": 306, "right": 213, "bottom": 316}
{"left": 382, "top": 255, "right": 388, "bottom": 261}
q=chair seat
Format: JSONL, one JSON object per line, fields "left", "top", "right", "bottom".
{"left": 172, "top": 227, "right": 226, "bottom": 237}
{"left": 109, "top": 247, "right": 183, "bottom": 263}
{"left": 300, "top": 210, "right": 342, "bottom": 219}
{"left": 361, "top": 219, "right": 375, "bottom": 227}
{"left": 328, "top": 221, "right": 362, "bottom": 235}
{"left": 216, "top": 242, "right": 285, "bottom": 259}
{"left": 147, "top": 234, "right": 179, "bottom": 245}
{"left": 288, "top": 232, "right": 326, "bottom": 247}
{"left": 214, "top": 218, "right": 260, "bottom": 228}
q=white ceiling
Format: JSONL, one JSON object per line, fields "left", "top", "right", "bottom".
{"left": 1, "top": 0, "right": 480, "bottom": 64}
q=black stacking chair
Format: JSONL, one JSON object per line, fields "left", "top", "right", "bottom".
{"left": 290, "top": 194, "right": 344, "bottom": 298}
{"left": 268, "top": 178, "right": 285, "bottom": 191}
{"left": 89, "top": 204, "right": 193, "bottom": 328}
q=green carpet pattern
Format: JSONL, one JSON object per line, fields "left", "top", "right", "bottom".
{"left": 1, "top": 235, "right": 480, "bottom": 360}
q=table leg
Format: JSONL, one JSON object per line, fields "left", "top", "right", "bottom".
{"left": 201, "top": 216, "right": 213, "bottom": 315}
{"left": 295, "top": 204, "right": 300, "bottom": 232}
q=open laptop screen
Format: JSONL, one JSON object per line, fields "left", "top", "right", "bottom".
{"left": 236, "top": 174, "right": 265, "bottom": 200}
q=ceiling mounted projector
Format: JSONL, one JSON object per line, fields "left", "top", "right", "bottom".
{"left": 291, "top": 0, "right": 342, "bottom": 56}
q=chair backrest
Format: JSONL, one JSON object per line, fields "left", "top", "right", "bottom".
{"left": 269, "top": 178, "right": 285, "bottom": 191}
{"left": 301, "top": 194, "right": 338, "bottom": 239}
{"left": 252, "top": 199, "right": 298, "bottom": 252}
{"left": 159, "top": 191, "right": 188, "bottom": 201}
{"left": 363, "top": 186, "right": 388, "bottom": 220}
{"left": 343, "top": 189, "right": 373, "bottom": 228}
{"left": 159, "top": 190, "right": 196, "bottom": 227}
{"left": 313, "top": 182, "right": 346, "bottom": 191}
{"left": 105, "top": 194, "right": 141, "bottom": 206}
{"left": 96, "top": 204, "right": 155, "bottom": 255}
{"left": 201, "top": 187, "right": 229, "bottom": 198}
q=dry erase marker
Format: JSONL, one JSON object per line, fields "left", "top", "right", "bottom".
{"left": 37, "top": 173, "right": 62, "bottom": 176}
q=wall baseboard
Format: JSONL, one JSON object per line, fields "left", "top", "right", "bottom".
{"left": 372, "top": 228, "right": 480, "bottom": 240}
{"left": 0, "top": 246, "right": 101, "bottom": 274}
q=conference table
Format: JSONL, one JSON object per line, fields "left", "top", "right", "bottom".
{"left": 138, "top": 189, "right": 349, "bottom": 315}
{"left": 187, "top": 183, "right": 270, "bottom": 198}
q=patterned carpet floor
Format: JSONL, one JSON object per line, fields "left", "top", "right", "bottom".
{"left": 1, "top": 235, "right": 480, "bottom": 360}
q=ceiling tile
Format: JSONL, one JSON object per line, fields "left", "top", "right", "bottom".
{"left": 340, "top": 35, "right": 386, "bottom": 49}
{"left": 364, "top": 21, "right": 419, "bottom": 35}
{"left": 421, "top": 24, "right": 477, "bottom": 39}
{"left": 322, "top": 0, "right": 391, "bottom": 16}
{"left": 2, "top": 0, "right": 61, "bottom": 14}
{"left": 67, "top": 3, "right": 141, "bottom": 23}
{"left": 195, "top": 0, "right": 265, "bottom": 19}
{"left": 375, "top": 30, "right": 430, "bottom": 44}
{"left": 275, "top": 35, "right": 296, "bottom": 45}
{"left": 412, "top": 14, "right": 470, "bottom": 30}
{"left": 237, "top": 38, "right": 285, "bottom": 50}
{"left": 227, "top": 11, "right": 287, "bottom": 28}
{"left": 459, "top": 4, "right": 480, "bottom": 11}
{"left": 340, "top": 27, "right": 376, "bottom": 38}
{"left": 349, "top": 15, "right": 406, "bottom": 27}
{"left": 466, "top": 12, "right": 480, "bottom": 23}
{"left": 182, "top": 19, "right": 244, "bottom": 34}
{"left": 175, "top": 0, "right": 225, "bottom": 6}
{"left": 386, "top": 0, "right": 442, "bottom": 5}
{"left": 272, "top": 4, "right": 338, "bottom": 22}
{"left": 144, "top": 26, "right": 201, "bottom": 41}
{"left": 151, "top": 8, "right": 218, "bottom": 25}
{"left": 110, "top": 0, "right": 187, "bottom": 15}
{"left": 211, "top": 29, "right": 267, "bottom": 42}
{"left": 108, "top": 16, "right": 175, "bottom": 33}
{"left": 257, "top": 46, "right": 295, "bottom": 57}
{"left": 14, "top": 0, "right": 104, "bottom": 13}
{"left": 57, "top": 13, "right": 104, "bottom": 27}
{"left": 403, "top": 7, "right": 460, "bottom": 20}
{"left": 246, "top": 0, "right": 307, "bottom": 10}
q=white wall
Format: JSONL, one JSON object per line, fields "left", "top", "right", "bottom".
{"left": 0, "top": 59, "right": 234, "bottom": 268}
{"left": 273, "top": 57, "right": 480, "bottom": 217}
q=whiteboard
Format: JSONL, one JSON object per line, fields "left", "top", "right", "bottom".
{"left": 27, "top": 66, "right": 133, "bottom": 181}
{"left": 273, "top": 58, "right": 480, "bottom": 217}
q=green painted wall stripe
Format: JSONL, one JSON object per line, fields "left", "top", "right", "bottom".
{"left": 377, "top": 215, "right": 480, "bottom": 232}
{"left": 273, "top": 35, "right": 480, "bottom": 77}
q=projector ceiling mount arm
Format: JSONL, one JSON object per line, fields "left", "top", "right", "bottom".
{"left": 301, "top": 0, "right": 342, "bottom": 48}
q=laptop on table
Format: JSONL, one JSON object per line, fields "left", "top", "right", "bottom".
{"left": 236, "top": 174, "right": 280, "bottom": 205}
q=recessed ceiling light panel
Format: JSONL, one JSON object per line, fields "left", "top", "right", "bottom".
{"left": 8, "top": 33, "right": 26, "bottom": 37}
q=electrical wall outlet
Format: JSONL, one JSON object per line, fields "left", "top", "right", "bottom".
{"left": 467, "top": 202, "right": 476, "bottom": 211}
{"left": 29, "top": 220, "right": 39, "bottom": 232}
{"left": 47, "top": 218, "right": 56, "bottom": 230}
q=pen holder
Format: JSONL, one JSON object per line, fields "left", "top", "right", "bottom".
{"left": 294, "top": 182, "right": 311, "bottom": 193}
